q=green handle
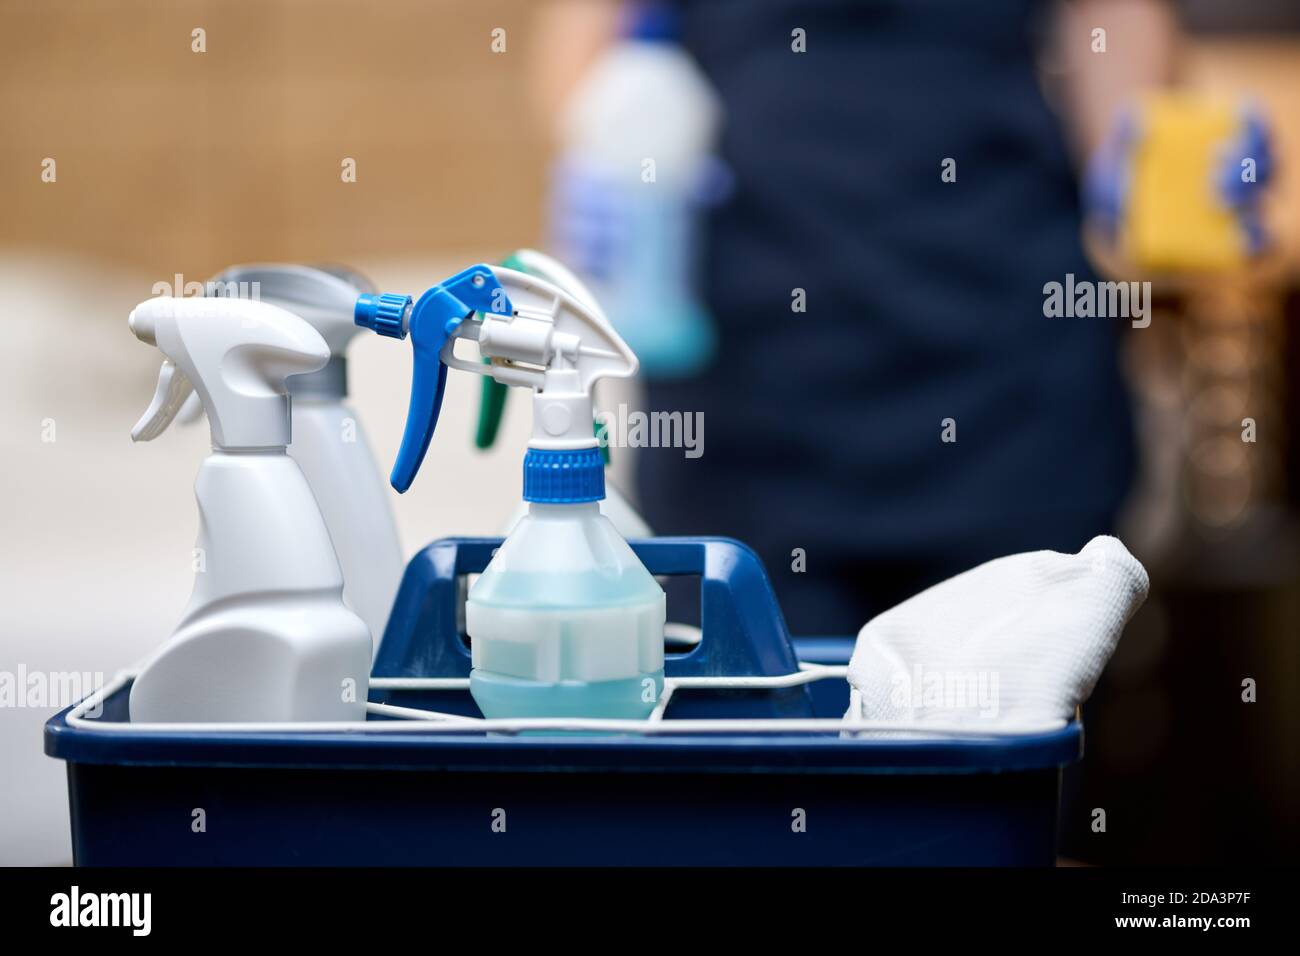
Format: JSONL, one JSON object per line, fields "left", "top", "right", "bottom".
{"left": 472, "top": 255, "right": 525, "bottom": 450}
{"left": 474, "top": 373, "right": 509, "bottom": 450}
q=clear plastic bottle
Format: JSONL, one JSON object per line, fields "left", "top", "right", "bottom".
{"left": 352, "top": 263, "right": 659, "bottom": 722}
{"left": 467, "top": 501, "right": 665, "bottom": 720}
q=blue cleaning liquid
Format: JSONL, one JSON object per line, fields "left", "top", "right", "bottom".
{"left": 470, "top": 670, "right": 665, "bottom": 721}
{"left": 466, "top": 503, "right": 666, "bottom": 724}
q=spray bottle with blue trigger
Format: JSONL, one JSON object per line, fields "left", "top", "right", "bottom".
{"left": 354, "top": 265, "right": 504, "bottom": 492}
{"left": 354, "top": 264, "right": 666, "bottom": 721}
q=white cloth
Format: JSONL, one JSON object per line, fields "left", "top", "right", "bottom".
{"left": 845, "top": 536, "right": 1149, "bottom": 734}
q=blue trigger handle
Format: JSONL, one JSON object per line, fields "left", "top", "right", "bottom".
{"left": 354, "top": 265, "right": 513, "bottom": 493}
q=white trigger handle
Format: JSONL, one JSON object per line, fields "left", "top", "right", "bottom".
{"left": 131, "top": 359, "right": 195, "bottom": 442}
{"left": 440, "top": 265, "right": 636, "bottom": 396}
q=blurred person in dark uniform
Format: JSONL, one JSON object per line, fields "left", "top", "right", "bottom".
{"left": 534, "top": 0, "right": 1179, "bottom": 634}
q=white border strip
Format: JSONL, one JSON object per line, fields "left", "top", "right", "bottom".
{"left": 61, "top": 667, "right": 1066, "bottom": 738}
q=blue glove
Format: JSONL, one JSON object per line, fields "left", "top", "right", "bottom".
{"left": 1082, "top": 107, "right": 1138, "bottom": 244}
{"left": 1216, "top": 106, "right": 1274, "bottom": 253}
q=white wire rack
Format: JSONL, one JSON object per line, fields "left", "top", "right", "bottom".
{"left": 64, "top": 663, "right": 1066, "bottom": 738}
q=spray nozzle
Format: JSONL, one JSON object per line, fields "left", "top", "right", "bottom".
{"left": 353, "top": 265, "right": 513, "bottom": 492}
{"left": 356, "top": 260, "right": 636, "bottom": 495}
{"left": 129, "top": 296, "right": 329, "bottom": 450}
{"left": 474, "top": 250, "right": 613, "bottom": 466}
{"left": 172, "top": 263, "right": 377, "bottom": 427}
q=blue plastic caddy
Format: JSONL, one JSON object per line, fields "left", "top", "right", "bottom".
{"left": 46, "top": 537, "right": 1081, "bottom": 865}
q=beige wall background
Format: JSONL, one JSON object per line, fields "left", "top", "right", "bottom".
{"left": 0, "top": 0, "right": 547, "bottom": 271}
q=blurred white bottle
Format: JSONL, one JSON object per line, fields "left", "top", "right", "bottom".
{"left": 552, "top": 1, "right": 724, "bottom": 378}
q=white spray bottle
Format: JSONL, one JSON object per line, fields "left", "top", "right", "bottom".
{"left": 127, "top": 296, "right": 372, "bottom": 723}
{"left": 177, "top": 264, "right": 404, "bottom": 655}
{"left": 354, "top": 264, "right": 666, "bottom": 720}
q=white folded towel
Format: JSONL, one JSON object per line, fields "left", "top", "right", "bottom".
{"left": 844, "top": 536, "right": 1149, "bottom": 734}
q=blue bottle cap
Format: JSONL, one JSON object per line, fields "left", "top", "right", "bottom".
{"left": 522, "top": 447, "right": 605, "bottom": 503}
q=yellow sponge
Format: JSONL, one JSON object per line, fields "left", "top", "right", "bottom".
{"left": 1124, "top": 94, "right": 1245, "bottom": 273}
